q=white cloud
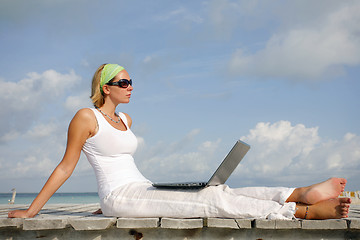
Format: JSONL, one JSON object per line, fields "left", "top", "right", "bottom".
{"left": 135, "top": 129, "right": 222, "bottom": 181}
{"left": 0, "top": 69, "right": 80, "bottom": 111}
{"left": 132, "top": 120, "right": 359, "bottom": 189}
{"left": 235, "top": 121, "right": 360, "bottom": 185}
{"left": 154, "top": 7, "right": 203, "bottom": 24}
{"left": 0, "top": 130, "right": 20, "bottom": 142}
{"left": 240, "top": 121, "right": 320, "bottom": 174}
{"left": 14, "top": 155, "right": 54, "bottom": 177}
{"left": 25, "top": 122, "right": 58, "bottom": 139}
{"left": 0, "top": 124, "right": 68, "bottom": 179}
{"left": 0, "top": 119, "right": 94, "bottom": 180}
{"left": 36, "top": 70, "right": 79, "bottom": 96}
{"left": 65, "top": 91, "right": 92, "bottom": 112}
{"left": 228, "top": 2, "right": 360, "bottom": 80}
{"left": 0, "top": 69, "right": 85, "bottom": 181}
{"left": 0, "top": 69, "right": 81, "bottom": 140}
{"left": 136, "top": 136, "right": 145, "bottom": 147}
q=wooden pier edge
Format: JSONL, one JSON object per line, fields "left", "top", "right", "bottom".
{"left": 1, "top": 203, "right": 359, "bottom": 239}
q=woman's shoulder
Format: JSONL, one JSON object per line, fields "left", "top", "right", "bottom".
{"left": 119, "top": 112, "right": 132, "bottom": 127}
{"left": 75, "top": 108, "right": 96, "bottom": 119}
{"left": 67, "top": 108, "right": 97, "bottom": 136}
{"left": 71, "top": 108, "right": 97, "bottom": 124}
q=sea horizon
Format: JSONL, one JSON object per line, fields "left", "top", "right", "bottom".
{"left": 0, "top": 192, "right": 100, "bottom": 205}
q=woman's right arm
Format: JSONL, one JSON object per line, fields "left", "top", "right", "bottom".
{"left": 8, "top": 109, "right": 96, "bottom": 218}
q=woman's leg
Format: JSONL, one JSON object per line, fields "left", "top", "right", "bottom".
{"left": 286, "top": 178, "right": 347, "bottom": 204}
{"left": 102, "top": 182, "right": 297, "bottom": 219}
{"left": 295, "top": 197, "right": 351, "bottom": 219}
{"left": 101, "top": 181, "right": 351, "bottom": 220}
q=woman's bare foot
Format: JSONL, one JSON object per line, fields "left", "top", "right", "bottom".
{"left": 92, "top": 208, "right": 102, "bottom": 215}
{"left": 288, "top": 178, "right": 347, "bottom": 204}
{"left": 295, "top": 197, "right": 351, "bottom": 219}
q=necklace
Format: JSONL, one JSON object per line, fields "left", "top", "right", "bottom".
{"left": 96, "top": 107, "right": 121, "bottom": 123}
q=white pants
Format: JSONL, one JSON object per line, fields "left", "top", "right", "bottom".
{"left": 101, "top": 182, "right": 296, "bottom": 220}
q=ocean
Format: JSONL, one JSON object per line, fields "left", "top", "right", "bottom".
{"left": 0, "top": 192, "right": 99, "bottom": 205}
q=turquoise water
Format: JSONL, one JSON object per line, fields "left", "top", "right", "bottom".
{"left": 0, "top": 192, "right": 99, "bottom": 205}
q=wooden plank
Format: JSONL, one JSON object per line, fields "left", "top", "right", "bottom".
{"left": 69, "top": 216, "right": 117, "bottom": 230}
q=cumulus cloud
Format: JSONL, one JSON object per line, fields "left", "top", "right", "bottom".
{"left": 234, "top": 121, "right": 360, "bottom": 187}
{"left": 0, "top": 130, "right": 20, "bottom": 142}
{"left": 228, "top": 1, "right": 360, "bottom": 80}
{"left": 130, "top": 120, "right": 360, "bottom": 189}
{"left": 14, "top": 155, "right": 54, "bottom": 177}
{"left": 25, "top": 122, "right": 58, "bottom": 139}
{"left": 0, "top": 133, "right": 66, "bottom": 179}
{"left": 240, "top": 121, "right": 320, "bottom": 174}
{"left": 65, "top": 91, "right": 92, "bottom": 113}
{"left": 0, "top": 69, "right": 81, "bottom": 140}
{"left": 136, "top": 129, "right": 222, "bottom": 182}
{"left": 0, "top": 69, "right": 80, "bottom": 110}
{"left": 0, "top": 69, "right": 87, "bottom": 181}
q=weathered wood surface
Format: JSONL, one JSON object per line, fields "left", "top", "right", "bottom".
{"left": 0, "top": 203, "right": 359, "bottom": 231}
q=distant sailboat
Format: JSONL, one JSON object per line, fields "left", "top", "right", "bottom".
{"left": 8, "top": 188, "right": 16, "bottom": 204}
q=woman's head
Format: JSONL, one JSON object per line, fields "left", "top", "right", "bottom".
{"left": 90, "top": 64, "right": 127, "bottom": 108}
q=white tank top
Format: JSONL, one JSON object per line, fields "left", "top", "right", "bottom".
{"left": 82, "top": 108, "right": 149, "bottom": 199}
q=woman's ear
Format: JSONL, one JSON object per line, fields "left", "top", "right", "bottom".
{"left": 102, "top": 85, "right": 110, "bottom": 95}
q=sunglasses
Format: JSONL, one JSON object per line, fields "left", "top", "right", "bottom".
{"left": 106, "top": 79, "right": 132, "bottom": 88}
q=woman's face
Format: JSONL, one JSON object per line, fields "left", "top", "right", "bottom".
{"left": 104, "top": 70, "right": 133, "bottom": 104}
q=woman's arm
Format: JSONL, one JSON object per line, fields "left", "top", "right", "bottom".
{"left": 8, "top": 109, "right": 96, "bottom": 218}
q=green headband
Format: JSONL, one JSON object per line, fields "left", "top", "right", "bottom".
{"left": 100, "top": 64, "right": 125, "bottom": 93}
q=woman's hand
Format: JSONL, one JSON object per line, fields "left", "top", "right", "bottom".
{"left": 8, "top": 209, "right": 33, "bottom": 218}
{"left": 92, "top": 208, "right": 103, "bottom": 215}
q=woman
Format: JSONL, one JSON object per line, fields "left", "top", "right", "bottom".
{"left": 8, "top": 64, "right": 351, "bottom": 219}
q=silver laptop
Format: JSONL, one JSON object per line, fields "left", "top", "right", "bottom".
{"left": 152, "top": 140, "right": 250, "bottom": 189}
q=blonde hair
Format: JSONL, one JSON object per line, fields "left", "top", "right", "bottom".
{"left": 90, "top": 64, "right": 106, "bottom": 108}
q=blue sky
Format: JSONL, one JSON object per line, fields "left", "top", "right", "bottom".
{"left": 0, "top": 0, "right": 359, "bottom": 193}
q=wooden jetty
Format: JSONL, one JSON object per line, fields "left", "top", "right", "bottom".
{"left": 1, "top": 203, "right": 360, "bottom": 239}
